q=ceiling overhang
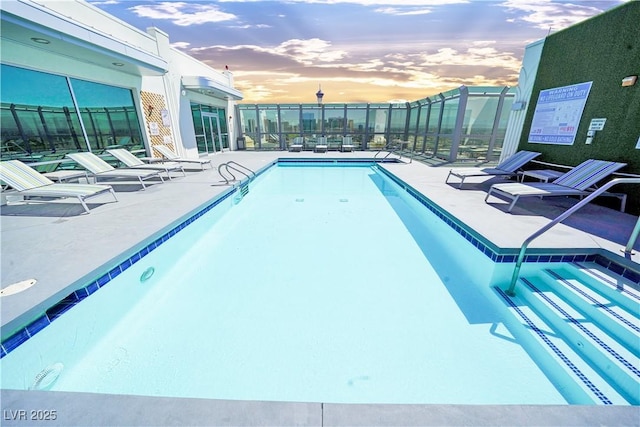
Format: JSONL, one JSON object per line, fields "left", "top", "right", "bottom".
{"left": 0, "top": 2, "right": 168, "bottom": 76}
{"left": 182, "top": 76, "right": 243, "bottom": 101}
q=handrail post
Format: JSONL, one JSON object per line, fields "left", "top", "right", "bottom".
{"left": 506, "top": 178, "right": 640, "bottom": 296}
{"left": 623, "top": 216, "right": 640, "bottom": 255}
{"left": 506, "top": 245, "right": 529, "bottom": 296}
{"left": 217, "top": 163, "right": 232, "bottom": 184}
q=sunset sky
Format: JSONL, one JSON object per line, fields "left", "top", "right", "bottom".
{"left": 91, "top": 0, "right": 628, "bottom": 104}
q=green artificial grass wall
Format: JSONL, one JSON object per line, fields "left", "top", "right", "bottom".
{"left": 519, "top": 1, "right": 640, "bottom": 214}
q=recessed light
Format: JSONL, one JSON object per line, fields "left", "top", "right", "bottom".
{"left": 31, "top": 37, "right": 50, "bottom": 44}
{"left": 112, "top": 62, "right": 124, "bottom": 67}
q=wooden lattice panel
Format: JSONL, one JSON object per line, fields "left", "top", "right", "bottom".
{"left": 140, "top": 91, "right": 175, "bottom": 157}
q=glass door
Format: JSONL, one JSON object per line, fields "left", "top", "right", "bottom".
{"left": 201, "top": 112, "right": 223, "bottom": 154}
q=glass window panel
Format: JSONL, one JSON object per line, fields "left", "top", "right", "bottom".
{"left": 279, "top": 108, "right": 300, "bottom": 134}
{"left": 427, "top": 102, "right": 441, "bottom": 134}
{"left": 369, "top": 107, "right": 388, "bottom": 132}
{"left": 238, "top": 107, "right": 258, "bottom": 150}
{"left": 324, "top": 105, "right": 345, "bottom": 135}
{"left": 368, "top": 106, "right": 388, "bottom": 149}
{"left": 191, "top": 104, "right": 207, "bottom": 154}
{"left": 417, "top": 104, "right": 429, "bottom": 134}
{"left": 70, "top": 78, "right": 141, "bottom": 152}
{"left": 256, "top": 107, "right": 280, "bottom": 149}
{"left": 260, "top": 109, "right": 279, "bottom": 134}
{"left": 463, "top": 97, "right": 499, "bottom": 136}
{"left": 439, "top": 99, "right": 459, "bottom": 134}
{"left": 423, "top": 135, "right": 437, "bottom": 156}
{"left": 345, "top": 107, "right": 367, "bottom": 135}
{"left": 239, "top": 107, "right": 257, "bottom": 134}
{"left": 389, "top": 106, "right": 407, "bottom": 134}
{"left": 191, "top": 104, "right": 204, "bottom": 135}
{"left": 407, "top": 104, "right": 419, "bottom": 134}
{"left": 497, "top": 98, "right": 514, "bottom": 131}
{"left": 217, "top": 109, "right": 229, "bottom": 149}
{"left": 436, "top": 136, "right": 452, "bottom": 159}
{"left": 301, "top": 107, "right": 321, "bottom": 135}
{"left": 1, "top": 64, "right": 88, "bottom": 161}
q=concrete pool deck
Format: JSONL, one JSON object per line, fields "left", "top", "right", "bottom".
{"left": 1, "top": 150, "right": 639, "bottom": 426}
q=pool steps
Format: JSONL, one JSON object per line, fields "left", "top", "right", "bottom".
{"left": 498, "top": 262, "right": 640, "bottom": 405}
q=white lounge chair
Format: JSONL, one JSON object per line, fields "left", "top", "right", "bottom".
{"left": 0, "top": 160, "right": 117, "bottom": 214}
{"left": 341, "top": 136, "right": 355, "bottom": 152}
{"left": 289, "top": 137, "right": 304, "bottom": 152}
{"left": 66, "top": 152, "right": 164, "bottom": 190}
{"left": 446, "top": 150, "right": 541, "bottom": 188}
{"left": 152, "top": 145, "right": 212, "bottom": 170}
{"left": 485, "top": 159, "right": 626, "bottom": 212}
{"left": 314, "top": 137, "right": 328, "bottom": 153}
{"left": 107, "top": 149, "right": 185, "bottom": 180}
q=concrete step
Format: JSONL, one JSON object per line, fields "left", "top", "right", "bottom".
{"left": 518, "top": 275, "right": 639, "bottom": 404}
{"left": 496, "top": 286, "right": 628, "bottom": 405}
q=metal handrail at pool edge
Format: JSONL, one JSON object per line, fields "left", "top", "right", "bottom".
{"left": 374, "top": 141, "right": 410, "bottom": 162}
{"left": 505, "top": 177, "right": 640, "bottom": 297}
{"left": 216, "top": 161, "right": 256, "bottom": 185}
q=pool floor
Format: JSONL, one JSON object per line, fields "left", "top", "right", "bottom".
{"left": 2, "top": 165, "right": 568, "bottom": 404}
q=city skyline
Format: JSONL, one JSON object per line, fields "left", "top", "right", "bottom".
{"left": 91, "top": 0, "right": 628, "bottom": 104}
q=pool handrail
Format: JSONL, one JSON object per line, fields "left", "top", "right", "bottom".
{"left": 506, "top": 177, "right": 640, "bottom": 296}
{"left": 374, "top": 141, "right": 408, "bottom": 162}
{"left": 217, "top": 161, "right": 256, "bottom": 185}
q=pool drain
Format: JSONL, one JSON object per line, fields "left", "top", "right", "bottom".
{"left": 1, "top": 279, "right": 37, "bottom": 297}
{"left": 140, "top": 267, "right": 155, "bottom": 282}
{"left": 30, "top": 362, "right": 64, "bottom": 390}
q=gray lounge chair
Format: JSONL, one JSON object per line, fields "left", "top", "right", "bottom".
{"left": 314, "top": 137, "right": 328, "bottom": 153}
{"left": 446, "top": 150, "right": 541, "bottom": 188}
{"left": 485, "top": 159, "right": 626, "bottom": 212}
{"left": 290, "top": 137, "right": 304, "bottom": 152}
{"left": 341, "top": 136, "right": 355, "bottom": 152}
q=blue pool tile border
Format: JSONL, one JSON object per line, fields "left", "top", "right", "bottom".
{"left": 375, "top": 165, "right": 626, "bottom": 265}
{"left": 0, "top": 189, "right": 236, "bottom": 359}
{"left": 593, "top": 255, "right": 640, "bottom": 287}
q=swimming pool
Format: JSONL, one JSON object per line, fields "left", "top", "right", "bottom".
{"left": 1, "top": 162, "right": 637, "bottom": 405}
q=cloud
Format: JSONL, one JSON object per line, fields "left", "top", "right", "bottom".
{"left": 192, "top": 38, "right": 348, "bottom": 66}
{"left": 275, "top": 39, "right": 348, "bottom": 64}
{"left": 218, "top": 0, "right": 467, "bottom": 4}
{"left": 189, "top": 36, "right": 520, "bottom": 103}
{"left": 499, "top": 0, "right": 616, "bottom": 31}
{"left": 374, "top": 7, "right": 434, "bottom": 15}
{"left": 228, "top": 24, "right": 272, "bottom": 29}
{"left": 128, "top": 2, "right": 236, "bottom": 26}
{"left": 170, "top": 41, "right": 191, "bottom": 49}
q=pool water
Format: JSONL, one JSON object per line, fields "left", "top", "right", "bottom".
{"left": 1, "top": 164, "right": 569, "bottom": 404}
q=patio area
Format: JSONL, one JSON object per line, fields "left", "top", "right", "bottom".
{"left": 1, "top": 150, "right": 639, "bottom": 426}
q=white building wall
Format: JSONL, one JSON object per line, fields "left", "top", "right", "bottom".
{"left": 500, "top": 38, "right": 545, "bottom": 161}
{"left": 29, "top": 0, "right": 159, "bottom": 55}
{"left": 170, "top": 48, "right": 239, "bottom": 154}
{"left": 2, "top": 0, "right": 242, "bottom": 158}
{"left": 146, "top": 28, "right": 239, "bottom": 157}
